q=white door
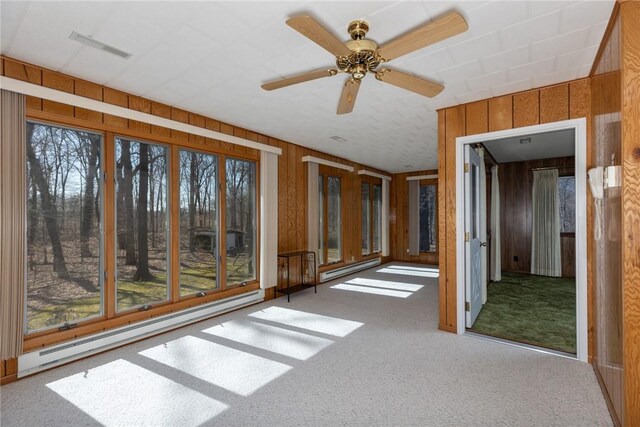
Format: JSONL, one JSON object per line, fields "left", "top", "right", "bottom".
{"left": 465, "top": 146, "right": 483, "bottom": 327}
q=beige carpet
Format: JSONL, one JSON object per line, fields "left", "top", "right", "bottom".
{"left": 0, "top": 263, "right": 611, "bottom": 426}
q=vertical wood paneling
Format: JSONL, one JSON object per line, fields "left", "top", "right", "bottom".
{"left": 128, "top": 96, "right": 152, "bottom": 134}
{"left": 170, "top": 108, "right": 189, "bottom": 142}
{"left": 151, "top": 103, "right": 172, "bottom": 138}
{"left": 444, "top": 106, "right": 464, "bottom": 330}
{"left": 103, "top": 88, "right": 128, "bottom": 128}
{"left": 540, "top": 84, "right": 569, "bottom": 124}
{"left": 74, "top": 80, "right": 103, "bottom": 123}
{"left": 569, "top": 78, "right": 594, "bottom": 359}
{"left": 620, "top": 2, "right": 640, "bottom": 423}
{"left": 513, "top": 90, "right": 540, "bottom": 128}
{"left": 591, "top": 8, "right": 625, "bottom": 424}
{"left": 465, "top": 101, "right": 488, "bottom": 135}
{"left": 488, "top": 95, "right": 512, "bottom": 131}
{"left": 437, "top": 111, "right": 447, "bottom": 329}
{"left": 41, "top": 70, "right": 75, "bottom": 117}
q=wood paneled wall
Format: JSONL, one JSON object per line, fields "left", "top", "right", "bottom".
{"left": 620, "top": 2, "right": 640, "bottom": 423}
{"left": 436, "top": 78, "right": 592, "bottom": 335}
{"left": 0, "top": 56, "right": 387, "bottom": 383}
{"left": 497, "top": 156, "right": 575, "bottom": 277}
{"left": 591, "top": 2, "right": 640, "bottom": 425}
{"left": 389, "top": 170, "right": 439, "bottom": 265}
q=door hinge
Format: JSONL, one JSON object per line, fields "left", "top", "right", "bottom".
{"left": 465, "top": 232, "right": 470, "bottom": 242}
{"left": 465, "top": 301, "right": 470, "bottom": 312}
{"left": 464, "top": 163, "right": 469, "bottom": 173}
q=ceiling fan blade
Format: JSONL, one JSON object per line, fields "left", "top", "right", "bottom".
{"left": 287, "top": 16, "right": 352, "bottom": 57}
{"left": 262, "top": 69, "right": 338, "bottom": 91}
{"left": 377, "top": 11, "right": 468, "bottom": 61}
{"left": 376, "top": 68, "right": 444, "bottom": 98}
{"left": 337, "top": 78, "right": 361, "bottom": 115}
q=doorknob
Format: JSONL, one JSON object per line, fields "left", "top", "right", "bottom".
{"left": 480, "top": 242, "right": 487, "bottom": 247}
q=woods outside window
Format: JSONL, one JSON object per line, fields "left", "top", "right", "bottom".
{"left": 24, "top": 120, "right": 259, "bottom": 335}
{"left": 361, "top": 177, "right": 382, "bottom": 256}
{"left": 318, "top": 167, "right": 344, "bottom": 266}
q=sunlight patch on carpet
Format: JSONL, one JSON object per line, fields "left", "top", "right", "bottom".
{"left": 203, "top": 319, "right": 334, "bottom": 360}
{"left": 46, "top": 359, "right": 227, "bottom": 426}
{"left": 248, "top": 306, "right": 363, "bottom": 337}
{"left": 139, "top": 335, "right": 291, "bottom": 396}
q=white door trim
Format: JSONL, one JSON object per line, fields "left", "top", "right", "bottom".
{"left": 454, "top": 118, "right": 588, "bottom": 362}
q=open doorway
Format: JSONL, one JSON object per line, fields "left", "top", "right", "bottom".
{"left": 455, "top": 119, "right": 588, "bottom": 362}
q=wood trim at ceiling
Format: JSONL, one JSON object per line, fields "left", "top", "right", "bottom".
{"left": 406, "top": 174, "right": 438, "bottom": 181}
{"left": 0, "top": 75, "right": 282, "bottom": 155}
{"left": 302, "top": 155, "right": 355, "bottom": 172}
{"left": 357, "top": 169, "right": 392, "bottom": 181}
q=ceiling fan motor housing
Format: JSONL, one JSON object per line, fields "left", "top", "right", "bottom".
{"left": 337, "top": 22, "right": 381, "bottom": 80}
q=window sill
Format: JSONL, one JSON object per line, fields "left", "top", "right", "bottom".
{"left": 23, "top": 283, "right": 260, "bottom": 352}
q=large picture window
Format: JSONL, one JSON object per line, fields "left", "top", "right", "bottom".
{"left": 115, "top": 138, "right": 169, "bottom": 311}
{"left": 22, "top": 118, "right": 261, "bottom": 344}
{"left": 361, "top": 180, "right": 382, "bottom": 256}
{"left": 361, "top": 183, "right": 370, "bottom": 255}
{"left": 179, "top": 150, "right": 218, "bottom": 296}
{"left": 26, "top": 122, "right": 104, "bottom": 332}
{"left": 373, "top": 184, "right": 382, "bottom": 253}
{"left": 419, "top": 183, "right": 437, "bottom": 252}
{"left": 225, "top": 158, "right": 256, "bottom": 286}
{"left": 318, "top": 173, "right": 342, "bottom": 265}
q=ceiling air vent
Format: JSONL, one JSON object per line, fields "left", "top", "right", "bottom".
{"left": 329, "top": 135, "right": 348, "bottom": 142}
{"left": 69, "top": 31, "right": 132, "bottom": 59}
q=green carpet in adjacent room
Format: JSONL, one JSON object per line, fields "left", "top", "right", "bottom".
{"left": 469, "top": 272, "right": 576, "bottom": 354}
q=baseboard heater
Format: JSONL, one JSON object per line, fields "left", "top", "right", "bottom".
{"left": 319, "top": 258, "right": 381, "bottom": 283}
{"left": 18, "top": 289, "right": 264, "bottom": 378}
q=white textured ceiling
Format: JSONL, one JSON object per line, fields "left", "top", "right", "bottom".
{"left": 483, "top": 128, "right": 575, "bottom": 163}
{"left": 0, "top": 1, "right": 614, "bottom": 172}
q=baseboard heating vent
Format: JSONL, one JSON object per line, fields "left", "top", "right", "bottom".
{"left": 319, "top": 258, "right": 381, "bottom": 283}
{"left": 18, "top": 289, "right": 264, "bottom": 378}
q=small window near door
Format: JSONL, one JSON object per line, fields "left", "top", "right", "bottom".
{"left": 558, "top": 176, "right": 576, "bottom": 233}
{"left": 419, "top": 184, "right": 437, "bottom": 252}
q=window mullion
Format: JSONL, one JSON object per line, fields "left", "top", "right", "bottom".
{"left": 219, "top": 155, "right": 227, "bottom": 291}
{"left": 104, "top": 132, "right": 116, "bottom": 319}
{"left": 170, "top": 145, "right": 180, "bottom": 302}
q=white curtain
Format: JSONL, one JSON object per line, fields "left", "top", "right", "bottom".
{"left": 477, "top": 148, "right": 487, "bottom": 304}
{"left": 381, "top": 179, "right": 390, "bottom": 256}
{"left": 407, "top": 180, "right": 419, "bottom": 256}
{"left": 531, "top": 169, "right": 562, "bottom": 277}
{"left": 490, "top": 165, "right": 501, "bottom": 283}
{"left": 260, "top": 151, "right": 278, "bottom": 289}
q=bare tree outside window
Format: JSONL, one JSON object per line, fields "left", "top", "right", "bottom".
{"left": 327, "top": 176, "right": 342, "bottom": 263}
{"left": 558, "top": 176, "right": 576, "bottom": 233}
{"left": 26, "top": 122, "right": 103, "bottom": 331}
{"left": 361, "top": 183, "right": 370, "bottom": 255}
{"left": 419, "top": 184, "right": 437, "bottom": 252}
{"left": 373, "top": 184, "right": 382, "bottom": 253}
{"left": 115, "top": 138, "right": 168, "bottom": 311}
{"left": 179, "top": 150, "right": 218, "bottom": 296}
{"left": 226, "top": 158, "right": 256, "bottom": 285}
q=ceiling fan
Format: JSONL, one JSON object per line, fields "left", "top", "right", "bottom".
{"left": 261, "top": 11, "right": 468, "bottom": 114}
